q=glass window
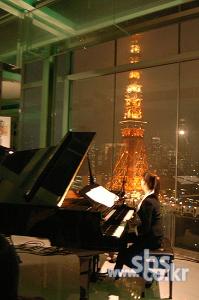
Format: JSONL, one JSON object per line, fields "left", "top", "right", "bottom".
{"left": 181, "top": 18, "right": 199, "bottom": 53}
{"left": 70, "top": 75, "right": 115, "bottom": 187}
{"left": 24, "top": 60, "right": 43, "bottom": 84}
{"left": 71, "top": 20, "right": 199, "bottom": 254}
{"left": 114, "top": 65, "right": 178, "bottom": 197}
{"left": 20, "top": 86, "right": 42, "bottom": 149}
{"left": 0, "top": 17, "right": 19, "bottom": 65}
{"left": 73, "top": 41, "right": 115, "bottom": 73}
{"left": 117, "top": 25, "right": 178, "bottom": 66}
{"left": 174, "top": 60, "right": 199, "bottom": 252}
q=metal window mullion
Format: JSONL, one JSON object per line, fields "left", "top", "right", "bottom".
{"left": 62, "top": 51, "right": 73, "bottom": 136}
{"left": 67, "top": 49, "right": 199, "bottom": 82}
{"left": 40, "top": 59, "right": 50, "bottom": 147}
{"left": 62, "top": 77, "right": 70, "bottom": 135}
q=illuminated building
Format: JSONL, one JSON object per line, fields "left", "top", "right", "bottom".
{"left": 107, "top": 38, "right": 148, "bottom": 194}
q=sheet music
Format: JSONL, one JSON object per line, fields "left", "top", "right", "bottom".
{"left": 86, "top": 186, "right": 119, "bottom": 207}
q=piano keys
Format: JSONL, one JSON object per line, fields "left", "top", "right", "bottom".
{"left": 111, "top": 209, "right": 134, "bottom": 238}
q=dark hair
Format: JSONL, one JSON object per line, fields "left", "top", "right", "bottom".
{"left": 142, "top": 171, "right": 160, "bottom": 197}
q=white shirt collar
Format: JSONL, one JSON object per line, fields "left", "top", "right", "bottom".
{"left": 137, "top": 190, "right": 154, "bottom": 211}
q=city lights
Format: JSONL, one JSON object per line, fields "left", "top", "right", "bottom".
{"left": 179, "top": 129, "right": 185, "bottom": 135}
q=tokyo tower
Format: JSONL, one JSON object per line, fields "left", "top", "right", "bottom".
{"left": 108, "top": 38, "right": 148, "bottom": 195}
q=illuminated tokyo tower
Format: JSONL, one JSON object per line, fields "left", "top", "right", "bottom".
{"left": 108, "top": 38, "right": 148, "bottom": 194}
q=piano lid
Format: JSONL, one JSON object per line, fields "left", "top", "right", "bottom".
{"left": 0, "top": 131, "right": 95, "bottom": 206}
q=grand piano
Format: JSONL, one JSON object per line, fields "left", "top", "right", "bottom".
{"left": 0, "top": 132, "right": 134, "bottom": 299}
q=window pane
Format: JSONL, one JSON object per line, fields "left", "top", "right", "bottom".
{"left": 181, "top": 18, "right": 199, "bottom": 53}
{"left": 71, "top": 75, "right": 115, "bottom": 188}
{"left": 0, "top": 17, "right": 19, "bottom": 65}
{"left": 175, "top": 60, "right": 199, "bottom": 251}
{"left": 117, "top": 25, "right": 178, "bottom": 66}
{"left": 73, "top": 41, "right": 115, "bottom": 73}
{"left": 21, "top": 87, "right": 42, "bottom": 149}
{"left": 115, "top": 65, "right": 178, "bottom": 187}
{"left": 24, "top": 61, "right": 43, "bottom": 83}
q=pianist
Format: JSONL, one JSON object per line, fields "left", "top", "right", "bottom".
{"left": 113, "top": 171, "right": 163, "bottom": 285}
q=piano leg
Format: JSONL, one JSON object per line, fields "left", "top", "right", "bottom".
{"left": 90, "top": 255, "right": 100, "bottom": 282}
{"left": 79, "top": 256, "right": 92, "bottom": 300}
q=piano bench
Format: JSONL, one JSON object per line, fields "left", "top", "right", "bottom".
{"left": 148, "top": 238, "right": 174, "bottom": 299}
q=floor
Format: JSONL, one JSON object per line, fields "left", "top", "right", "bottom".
{"left": 14, "top": 236, "right": 199, "bottom": 300}
{"left": 88, "top": 257, "right": 199, "bottom": 300}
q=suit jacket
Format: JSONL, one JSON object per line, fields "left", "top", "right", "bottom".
{"left": 137, "top": 193, "right": 163, "bottom": 244}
